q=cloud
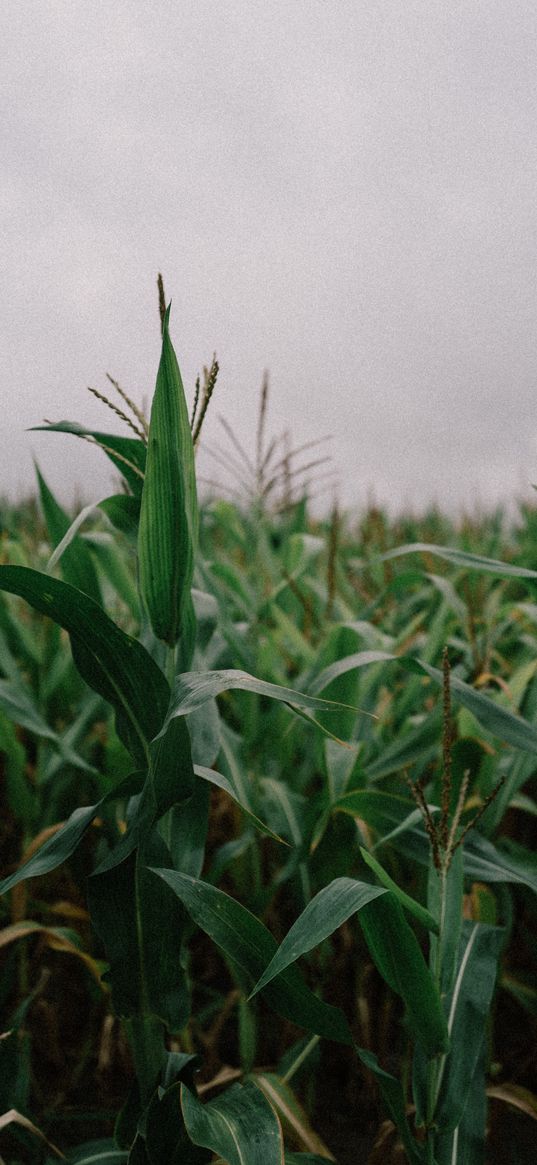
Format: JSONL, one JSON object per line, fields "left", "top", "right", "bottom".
{"left": 2, "top": 1, "right": 537, "bottom": 512}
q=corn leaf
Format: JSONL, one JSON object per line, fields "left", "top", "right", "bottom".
{"left": 380, "top": 541, "right": 537, "bottom": 579}
{"left": 359, "top": 893, "right": 449, "bottom": 1056}
{"left": 35, "top": 462, "right": 102, "bottom": 602}
{"left": 308, "top": 650, "right": 537, "bottom": 755}
{"left": 32, "top": 421, "right": 146, "bottom": 495}
{"left": 181, "top": 1079, "right": 284, "bottom": 1165}
{"left": 195, "top": 764, "right": 286, "bottom": 844}
{"left": 356, "top": 1048, "right": 426, "bottom": 1165}
{"left": 161, "top": 668, "right": 362, "bottom": 731}
{"left": 434, "top": 922, "right": 504, "bottom": 1133}
{"left": 249, "top": 878, "right": 387, "bottom": 999}
{"left": 0, "top": 566, "right": 169, "bottom": 765}
{"left": 89, "top": 834, "right": 191, "bottom": 1028}
{"left": 0, "top": 772, "right": 143, "bottom": 895}
{"left": 150, "top": 869, "right": 352, "bottom": 1045}
{"left": 360, "top": 847, "right": 439, "bottom": 934}
{"left": 427, "top": 846, "right": 464, "bottom": 997}
{"left": 253, "top": 1073, "right": 335, "bottom": 1159}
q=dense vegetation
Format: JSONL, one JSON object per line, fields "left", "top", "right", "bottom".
{"left": 0, "top": 301, "right": 536, "bottom": 1164}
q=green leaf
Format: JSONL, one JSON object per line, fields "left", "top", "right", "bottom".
{"left": 463, "top": 831, "right": 537, "bottom": 896}
{"left": 150, "top": 869, "right": 351, "bottom": 1044}
{"left": 0, "top": 566, "right": 169, "bottom": 765}
{"left": 158, "top": 779, "right": 210, "bottom": 877}
{"left": 142, "top": 1078, "right": 211, "bottom": 1165}
{"left": 428, "top": 846, "right": 464, "bottom": 997}
{"left": 360, "top": 848, "right": 439, "bottom": 934}
{"left": 32, "top": 421, "right": 146, "bottom": 495}
{"left": 434, "top": 922, "right": 504, "bottom": 1132}
{"left": 138, "top": 305, "right": 198, "bottom": 646}
{"left": 66, "top": 1142, "right": 129, "bottom": 1163}
{"left": 99, "top": 494, "right": 141, "bottom": 538}
{"left": 89, "top": 833, "right": 191, "bottom": 1028}
{"left": 253, "top": 1074, "right": 334, "bottom": 1160}
{"left": 309, "top": 649, "right": 537, "bottom": 756}
{"left": 181, "top": 1079, "right": 284, "bottom": 1165}
{"left": 195, "top": 765, "right": 287, "bottom": 844}
{"left": 359, "top": 893, "right": 449, "bottom": 1056}
{"left": 379, "top": 541, "right": 537, "bottom": 580}
{"left": 355, "top": 1048, "right": 425, "bottom": 1165}
{"left": 160, "top": 668, "right": 362, "bottom": 730}
{"left": 0, "top": 772, "right": 144, "bottom": 895}
{"left": 335, "top": 789, "right": 418, "bottom": 839}
{"left": 0, "top": 676, "right": 59, "bottom": 741}
{"left": 35, "top": 462, "right": 102, "bottom": 602}
{"left": 435, "top": 1039, "right": 487, "bottom": 1165}
{"left": 249, "top": 878, "right": 387, "bottom": 998}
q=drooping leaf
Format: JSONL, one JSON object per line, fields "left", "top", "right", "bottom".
{"left": 0, "top": 566, "right": 169, "bottom": 764}
{"left": 379, "top": 541, "right": 537, "bottom": 580}
{"left": 160, "top": 669, "right": 362, "bottom": 732}
{"left": 181, "top": 1079, "right": 284, "bottom": 1165}
{"left": 0, "top": 772, "right": 144, "bottom": 895}
{"left": 150, "top": 869, "right": 351, "bottom": 1044}
{"left": 308, "top": 650, "right": 537, "bottom": 756}
{"left": 32, "top": 421, "right": 146, "bottom": 494}
{"left": 138, "top": 305, "right": 198, "bottom": 647}
{"left": 195, "top": 765, "right": 286, "bottom": 844}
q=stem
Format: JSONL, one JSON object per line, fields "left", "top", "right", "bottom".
{"left": 126, "top": 1014, "right": 166, "bottom": 1106}
{"left": 166, "top": 644, "right": 177, "bottom": 688}
{"left": 282, "top": 1034, "right": 320, "bottom": 1084}
{"left": 425, "top": 863, "right": 448, "bottom": 1162}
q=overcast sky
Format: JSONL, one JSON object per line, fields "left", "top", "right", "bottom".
{"left": 2, "top": 1, "right": 537, "bottom": 515}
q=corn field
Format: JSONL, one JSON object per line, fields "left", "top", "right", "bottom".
{"left": 0, "top": 295, "right": 536, "bottom": 1164}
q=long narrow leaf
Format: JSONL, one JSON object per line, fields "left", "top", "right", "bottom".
{"left": 249, "top": 879, "right": 387, "bottom": 998}
{"left": 150, "top": 869, "right": 351, "bottom": 1044}
{"left": 308, "top": 650, "right": 537, "bottom": 755}
{"left": 160, "top": 669, "right": 363, "bottom": 733}
{"left": 0, "top": 566, "right": 169, "bottom": 764}
{"left": 181, "top": 1079, "right": 284, "bottom": 1165}
{"left": 379, "top": 541, "right": 537, "bottom": 579}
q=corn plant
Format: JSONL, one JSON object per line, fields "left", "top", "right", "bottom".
{"left": 0, "top": 302, "right": 376, "bottom": 1163}
{"left": 1, "top": 298, "right": 536, "bottom": 1162}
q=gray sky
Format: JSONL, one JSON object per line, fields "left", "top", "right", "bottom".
{"left": 2, "top": 1, "right": 537, "bottom": 515}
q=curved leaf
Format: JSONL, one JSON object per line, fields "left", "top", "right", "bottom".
{"left": 360, "top": 847, "right": 439, "bottom": 934}
{"left": 194, "top": 764, "right": 286, "bottom": 844}
{"left": 161, "top": 669, "right": 362, "bottom": 733}
{"left": 150, "top": 869, "right": 351, "bottom": 1045}
{"left": 0, "top": 566, "right": 169, "bottom": 764}
{"left": 0, "top": 772, "right": 144, "bottom": 895}
{"left": 32, "top": 421, "right": 146, "bottom": 494}
{"left": 181, "top": 1079, "right": 284, "bottom": 1165}
{"left": 249, "top": 878, "right": 386, "bottom": 998}
{"left": 309, "top": 650, "right": 537, "bottom": 755}
{"left": 379, "top": 541, "right": 537, "bottom": 579}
